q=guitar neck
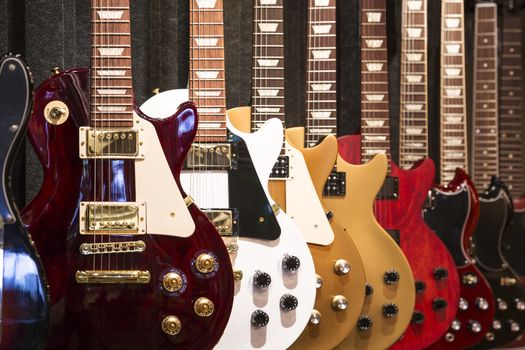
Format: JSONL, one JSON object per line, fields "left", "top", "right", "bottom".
{"left": 471, "top": 2, "right": 498, "bottom": 190}
{"left": 439, "top": 0, "right": 468, "bottom": 184}
{"left": 305, "top": 0, "right": 337, "bottom": 148}
{"left": 499, "top": 7, "right": 524, "bottom": 197}
{"left": 399, "top": 0, "right": 429, "bottom": 169}
{"left": 250, "top": 0, "right": 285, "bottom": 132}
{"left": 90, "top": 0, "right": 134, "bottom": 128}
{"left": 360, "top": 0, "right": 391, "bottom": 164}
{"left": 189, "top": 0, "right": 227, "bottom": 142}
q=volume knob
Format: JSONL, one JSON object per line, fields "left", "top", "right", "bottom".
{"left": 382, "top": 303, "right": 399, "bottom": 319}
{"left": 384, "top": 270, "right": 400, "bottom": 285}
{"left": 334, "top": 259, "right": 351, "bottom": 275}
{"left": 357, "top": 315, "right": 373, "bottom": 331}
{"left": 331, "top": 295, "right": 348, "bottom": 311}
{"left": 195, "top": 253, "right": 217, "bottom": 274}
{"left": 433, "top": 297, "right": 448, "bottom": 311}
{"left": 162, "top": 272, "right": 184, "bottom": 293}
{"left": 282, "top": 255, "right": 301, "bottom": 272}
{"left": 251, "top": 310, "right": 269, "bottom": 328}
{"left": 433, "top": 267, "right": 449, "bottom": 281}
{"left": 415, "top": 280, "right": 426, "bottom": 293}
{"left": 280, "top": 294, "right": 298, "bottom": 311}
{"left": 411, "top": 310, "right": 425, "bottom": 324}
{"left": 253, "top": 271, "right": 272, "bottom": 288}
{"left": 161, "top": 315, "right": 182, "bottom": 336}
{"left": 194, "top": 297, "right": 214, "bottom": 317}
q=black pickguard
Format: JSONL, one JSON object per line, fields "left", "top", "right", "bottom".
{"left": 471, "top": 177, "right": 525, "bottom": 348}
{"left": 502, "top": 210, "right": 525, "bottom": 277}
{"left": 228, "top": 132, "right": 280, "bottom": 240}
{"left": 423, "top": 185, "right": 470, "bottom": 266}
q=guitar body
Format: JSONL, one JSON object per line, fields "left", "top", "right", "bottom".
{"left": 502, "top": 195, "right": 525, "bottom": 279}
{"left": 0, "top": 55, "right": 49, "bottom": 350}
{"left": 374, "top": 159, "right": 460, "bottom": 350}
{"left": 470, "top": 177, "right": 525, "bottom": 349}
{"left": 22, "top": 68, "right": 234, "bottom": 349}
{"left": 423, "top": 169, "right": 495, "bottom": 349}
{"left": 327, "top": 135, "right": 415, "bottom": 350}
{"left": 285, "top": 127, "right": 366, "bottom": 350}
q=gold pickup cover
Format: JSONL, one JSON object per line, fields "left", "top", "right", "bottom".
{"left": 203, "top": 210, "right": 234, "bottom": 236}
{"left": 79, "top": 202, "right": 147, "bottom": 235}
{"left": 75, "top": 270, "right": 151, "bottom": 284}
{"left": 185, "top": 143, "right": 233, "bottom": 170}
{"left": 79, "top": 127, "right": 143, "bottom": 159}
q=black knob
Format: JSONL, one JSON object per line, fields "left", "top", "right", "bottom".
{"left": 357, "top": 315, "right": 373, "bottom": 331}
{"left": 433, "top": 267, "right": 449, "bottom": 281}
{"left": 280, "top": 294, "right": 298, "bottom": 311}
{"left": 433, "top": 297, "right": 448, "bottom": 311}
{"left": 282, "top": 255, "right": 301, "bottom": 272}
{"left": 382, "top": 303, "right": 399, "bottom": 319}
{"left": 253, "top": 271, "right": 271, "bottom": 288}
{"left": 365, "top": 283, "right": 374, "bottom": 297}
{"left": 251, "top": 310, "right": 269, "bottom": 328}
{"left": 415, "top": 280, "right": 426, "bottom": 293}
{"left": 384, "top": 270, "right": 400, "bottom": 285}
{"left": 411, "top": 310, "right": 425, "bottom": 324}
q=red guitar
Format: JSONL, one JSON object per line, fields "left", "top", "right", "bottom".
{"left": 21, "top": 1, "right": 233, "bottom": 349}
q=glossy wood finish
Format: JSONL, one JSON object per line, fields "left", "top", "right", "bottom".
{"left": 0, "top": 55, "right": 49, "bottom": 350}
{"left": 287, "top": 128, "right": 366, "bottom": 350}
{"left": 22, "top": 68, "right": 233, "bottom": 349}
{"left": 424, "top": 169, "right": 495, "bottom": 349}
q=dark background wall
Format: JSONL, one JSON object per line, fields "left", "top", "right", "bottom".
{"left": 0, "top": 0, "right": 522, "bottom": 206}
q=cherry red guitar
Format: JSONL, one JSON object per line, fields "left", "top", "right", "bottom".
{"left": 21, "top": 2, "right": 233, "bottom": 349}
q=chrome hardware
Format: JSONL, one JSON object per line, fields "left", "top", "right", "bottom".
{"left": 79, "top": 127, "right": 143, "bottom": 159}
{"left": 492, "top": 319, "right": 502, "bottom": 330}
{"left": 79, "top": 202, "right": 146, "bottom": 235}
{"left": 501, "top": 276, "right": 517, "bottom": 286}
{"left": 233, "top": 270, "right": 243, "bottom": 281}
{"left": 486, "top": 332, "right": 495, "bottom": 341}
{"left": 310, "top": 310, "right": 321, "bottom": 325}
{"left": 462, "top": 272, "right": 478, "bottom": 286}
{"left": 44, "top": 100, "right": 69, "bottom": 125}
{"left": 458, "top": 298, "right": 468, "bottom": 310}
{"left": 451, "top": 319, "right": 461, "bottom": 331}
{"left": 357, "top": 315, "right": 373, "bottom": 331}
{"left": 476, "top": 297, "right": 489, "bottom": 310}
{"left": 161, "top": 316, "right": 181, "bottom": 336}
{"left": 444, "top": 333, "right": 455, "bottom": 342}
{"left": 514, "top": 298, "right": 525, "bottom": 311}
{"left": 251, "top": 310, "right": 269, "bottom": 327}
{"left": 75, "top": 270, "right": 151, "bottom": 284}
{"left": 509, "top": 320, "right": 521, "bottom": 332}
{"left": 185, "top": 143, "right": 236, "bottom": 170}
{"left": 315, "top": 275, "right": 323, "bottom": 289}
{"left": 79, "top": 240, "right": 146, "bottom": 255}
{"left": 8, "top": 124, "right": 18, "bottom": 133}
{"left": 331, "top": 295, "right": 348, "bottom": 311}
{"left": 195, "top": 253, "right": 217, "bottom": 274}
{"left": 469, "top": 320, "right": 482, "bottom": 333}
{"left": 333, "top": 259, "right": 351, "bottom": 275}
{"left": 194, "top": 297, "right": 214, "bottom": 317}
{"left": 497, "top": 298, "right": 508, "bottom": 311}
{"left": 203, "top": 210, "right": 236, "bottom": 236}
{"left": 163, "top": 272, "right": 184, "bottom": 293}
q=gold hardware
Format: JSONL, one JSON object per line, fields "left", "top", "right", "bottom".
{"left": 161, "top": 316, "right": 181, "bottom": 335}
{"left": 331, "top": 295, "right": 348, "bottom": 311}
{"left": 152, "top": 88, "right": 160, "bottom": 95}
{"left": 163, "top": 272, "right": 184, "bottom": 293}
{"left": 333, "top": 259, "right": 351, "bottom": 275}
{"left": 501, "top": 277, "right": 517, "bottom": 286}
{"left": 233, "top": 270, "right": 243, "bottom": 281}
{"left": 185, "top": 143, "right": 233, "bottom": 169}
{"left": 79, "top": 240, "right": 146, "bottom": 255}
{"left": 258, "top": 217, "right": 265, "bottom": 223}
{"left": 203, "top": 210, "right": 234, "bottom": 235}
{"left": 51, "top": 67, "right": 61, "bottom": 75}
{"left": 184, "top": 196, "right": 194, "bottom": 208}
{"left": 195, "top": 253, "right": 217, "bottom": 274}
{"left": 272, "top": 203, "right": 281, "bottom": 215}
{"left": 462, "top": 273, "right": 478, "bottom": 285}
{"left": 79, "top": 127, "right": 143, "bottom": 159}
{"left": 44, "top": 101, "right": 69, "bottom": 125}
{"left": 194, "top": 297, "right": 215, "bottom": 317}
{"left": 75, "top": 270, "right": 151, "bottom": 284}
{"left": 226, "top": 243, "right": 238, "bottom": 253}
{"left": 79, "top": 202, "right": 146, "bottom": 235}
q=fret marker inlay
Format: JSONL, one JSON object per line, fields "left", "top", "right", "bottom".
{"left": 366, "top": 12, "right": 382, "bottom": 23}
{"left": 446, "top": 44, "right": 460, "bottom": 54}
{"left": 312, "top": 25, "right": 332, "bottom": 34}
{"left": 407, "top": 1, "right": 422, "bottom": 10}
{"left": 366, "top": 94, "right": 385, "bottom": 101}
{"left": 257, "top": 89, "right": 280, "bottom": 97}
{"left": 314, "top": 0, "right": 330, "bottom": 7}
{"left": 196, "top": 71, "right": 219, "bottom": 79}
{"left": 311, "top": 111, "right": 332, "bottom": 119}
{"left": 97, "top": 11, "right": 124, "bottom": 20}
{"left": 366, "top": 40, "right": 383, "bottom": 48}
{"left": 445, "top": 68, "right": 461, "bottom": 77}
{"left": 445, "top": 18, "right": 460, "bottom": 28}
{"left": 407, "top": 28, "right": 423, "bottom": 38}
{"left": 257, "top": 59, "right": 279, "bottom": 67}
{"left": 405, "top": 104, "right": 423, "bottom": 111}
{"left": 97, "top": 89, "right": 127, "bottom": 95}
{"left": 366, "top": 63, "right": 383, "bottom": 72}
{"left": 196, "top": 0, "right": 217, "bottom": 8}
{"left": 311, "top": 84, "right": 332, "bottom": 91}
{"left": 97, "top": 70, "right": 126, "bottom": 76}
{"left": 312, "top": 50, "right": 332, "bottom": 59}
{"left": 258, "top": 23, "right": 279, "bottom": 32}
{"left": 406, "top": 75, "right": 423, "bottom": 83}
{"left": 98, "top": 48, "right": 125, "bottom": 56}
{"left": 195, "top": 38, "right": 219, "bottom": 47}
{"left": 406, "top": 53, "right": 423, "bottom": 61}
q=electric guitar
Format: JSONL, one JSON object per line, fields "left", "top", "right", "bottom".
{"left": 316, "top": 2, "right": 416, "bottom": 349}
{"left": 140, "top": 1, "right": 317, "bottom": 349}
{"left": 356, "top": 1, "right": 460, "bottom": 349}
{"left": 423, "top": 1, "right": 495, "bottom": 348}
{"left": 0, "top": 54, "right": 49, "bottom": 350}
{"left": 21, "top": 1, "right": 234, "bottom": 348}
{"left": 222, "top": 1, "right": 366, "bottom": 349}
{"left": 469, "top": 2, "right": 525, "bottom": 348}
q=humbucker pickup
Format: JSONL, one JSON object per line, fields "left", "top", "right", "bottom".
{"left": 203, "top": 209, "right": 239, "bottom": 237}
{"left": 184, "top": 143, "right": 238, "bottom": 170}
{"left": 376, "top": 176, "right": 399, "bottom": 200}
{"left": 79, "top": 240, "right": 146, "bottom": 255}
{"left": 270, "top": 156, "right": 290, "bottom": 178}
{"left": 79, "top": 127, "right": 143, "bottom": 159}
{"left": 75, "top": 270, "right": 151, "bottom": 284}
{"left": 79, "top": 202, "right": 146, "bottom": 235}
{"left": 323, "top": 171, "right": 346, "bottom": 196}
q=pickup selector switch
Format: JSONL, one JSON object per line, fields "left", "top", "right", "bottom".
{"left": 415, "top": 280, "right": 426, "bottom": 293}
{"left": 433, "top": 298, "right": 448, "bottom": 311}
{"left": 384, "top": 270, "right": 400, "bottom": 285}
{"left": 411, "top": 310, "right": 425, "bottom": 324}
{"left": 357, "top": 315, "right": 373, "bottom": 331}
{"left": 253, "top": 271, "right": 271, "bottom": 288}
{"left": 280, "top": 294, "right": 298, "bottom": 311}
{"left": 382, "top": 303, "right": 399, "bottom": 319}
{"left": 476, "top": 297, "right": 489, "bottom": 310}
{"left": 469, "top": 320, "right": 482, "bottom": 333}
{"left": 282, "top": 255, "right": 301, "bottom": 272}
{"left": 433, "top": 267, "right": 449, "bottom": 281}
{"left": 334, "top": 259, "right": 351, "bottom": 275}
{"left": 251, "top": 310, "right": 269, "bottom": 328}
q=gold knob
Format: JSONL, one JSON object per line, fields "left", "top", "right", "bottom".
{"left": 194, "top": 297, "right": 215, "bottom": 317}
{"left": 331, "top": 295, "right": 348, "bottom": 311}
{"left": 152, "top": 88, "right": 160, "bottom": 95}
{"left": 49, "top": 107, "right": 66, "bottom": 120}
{"left": 161, "top": 315, "right": 181, "bottom": 335}
{"left": 51, "top": 67, "right": 61, "bottom": 75}
{"left": 233, "top": 270, "right": 243, "bottom": 281}
{"left": 163, "top": 272, "right": 183, "bottom": 293}
{"left": 195, "top": 253, "right": 217, "bottom": 274}
{"left": 333, "top": 259, "right": 351, "bottom": 275}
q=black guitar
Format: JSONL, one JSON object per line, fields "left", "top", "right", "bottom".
{"left": 0, "top": 54, "right": 49, "bottom": 349}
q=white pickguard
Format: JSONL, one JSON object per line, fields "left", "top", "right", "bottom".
{"left": 141, "top": 90, "right": 316, "bottom": 349}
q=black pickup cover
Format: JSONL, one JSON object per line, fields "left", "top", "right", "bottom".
{"left": 323, "top": 171, "right": 346, "bottom": 196}
{"left": 376, "top": 176, "right": 399, "bottom": 200}
{"left": 270, "top": 156, "right": 289, "bottom": 178}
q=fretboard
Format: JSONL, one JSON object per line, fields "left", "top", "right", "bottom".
{"left": 250, "top": 0, "right": 285, "bottom": 132}
{"left": 360, "top": 0, "right": 391, "bottom": 164}
{"left": 440, "top": 0, "right": 468, "bottom": 184}
{"left": 499, "top": 8, "right": 524, "bottom": 197}
{"left": 189, "top": 0, "right": 227, "bottom": 143}
{"left": 90, "top": 0, "right": 134, "bottom": 128}
{"left": 399, "top": 0, "right": 429, "bottom": 169}
{"left": 305, "top": 0, "right": 337, "bottom": 148}
{"left": 471, "top": 3, "right": 499, "bottom": 190}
